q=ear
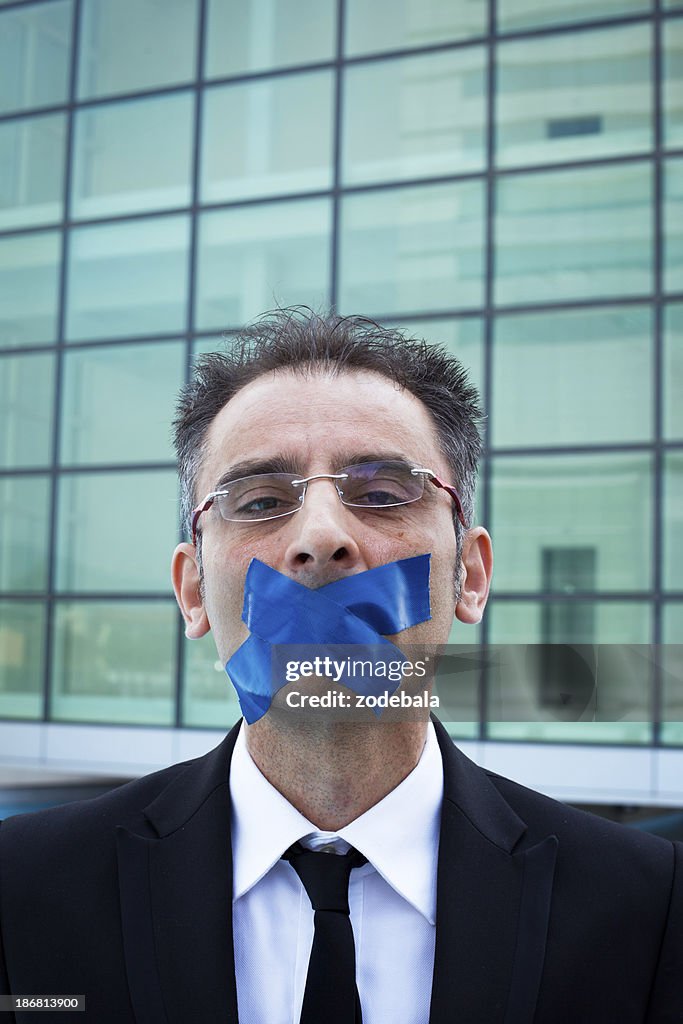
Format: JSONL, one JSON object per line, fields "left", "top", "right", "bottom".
{"left": 171, "top": 543, "right": 211, "bottom": 639}
{"left": 455, "top": 526, "right": 493, "bottom": 625}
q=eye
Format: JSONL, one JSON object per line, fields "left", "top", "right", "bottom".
{"left": 342, "top": 464, "right": 418, "bottom": 507}
{"left": 236, "top": 495, "right": 290, "bottom": 515}
{"left": 216, "top": 476, "right": 301, "bottom": 520}
{"left": 350, "top": 487, "right": 405, "bottom": 507}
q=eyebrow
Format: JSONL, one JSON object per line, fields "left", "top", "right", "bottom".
{"left": 213, "top": 456, "right": 299, "bottom": 491}
{"left": 212, "top": 450, "right": 420, "bottom": 491}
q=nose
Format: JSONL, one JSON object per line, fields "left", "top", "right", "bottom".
{"left": 282, "top": 477, "right": 364, "bottom": 575}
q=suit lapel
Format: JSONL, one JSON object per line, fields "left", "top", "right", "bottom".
{"left": 116, "top": 716, "right": 557, "bottom": 1023}
{"left": 117, "top": 723, "right": 241, "bottom": 1024}
{"left": 429, "top": 719, "right": 558, "bottom": 1024}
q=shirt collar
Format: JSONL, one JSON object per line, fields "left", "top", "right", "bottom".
{"left": 229, "top": 722, "right": 443, "bottom": 925}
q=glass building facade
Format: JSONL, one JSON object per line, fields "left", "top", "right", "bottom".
{"left": 0, "top": 0, "right": 682, "bottom": 751}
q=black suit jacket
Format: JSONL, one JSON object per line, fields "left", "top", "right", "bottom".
{"left": 0, "top": 717, "right": 681, "bottom": 1023}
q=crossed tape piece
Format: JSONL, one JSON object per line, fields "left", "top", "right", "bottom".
{"left": 225, "top": 554, "right": 432, "bottom": 724}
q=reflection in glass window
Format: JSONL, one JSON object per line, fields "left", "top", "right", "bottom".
{"left": 664, "top": 453, "right": 683, "bottom": 591}
{"left": 486, "top": 600, "right": 652, "bottom": 744}
{"left": 201, "top": 72, "right": 334, "bottom": 203}
{"left": 491, "top": 453, "right": 652, "bottom": 592}
{"left": 0, "top": 600, "right": 44, "bottom": 719}
{"left": 60, "top": 342, "right": 184, "bottom": 465}
{"left": 497, "top": 0, "right": 650, "bottom": 32}
{"left": 662, "top": 603, "right": 683, "bottom": 746}
{"left": 0, "top": 351, "right": 55, "bottom": 468}
{"left": 493, "top": 306, "right": 652, "bottom": 447}
{"left": 71, "top": 93, "right": 193, "bottom": 218}
{"left": 195, "top": 199, "right": 331, "bottom": 329}
{"left": 77, "top": 0, "right": 197, "bottom": 99}
{"left": 55, "top": 470, "right": 178, "bottom": 592}
{"left": 342, "top": 49, "right": 485, "bottom": 186}
{"left": 496, "top": 25, "right": 651, "bottom": 168}
{"left": 0, "top": 114, "right": 66, "bottom": 230}
{"left": 66, "top": 215, "right": 190, "bottom": 341}
{"left": 665, "top": 304, "right": 683, "bottom": 440}
{"left": 205, "top": 0, "right": 335, "bottom": 77}
{"left": 665, "top": 159, "right": 683, "bottom": 294}
{"left": 0, "top": 477, "right": 50, "bottom": 592}
{"left": 0, "top": 1, "right": 72, "bottom": 115}
{"left": 52, "top": 601, "right": 176, "bottom": 724}
{"left": 0, "top": 231, "right": 61, "bottom": 348}
{"left": 664, "top": 19, "right": 683, "bottom": 149}
{"left": 345, "top": 0, "right": 486, "bottom": 56}
{"left": 495, "top": 162, "right": 652, "bottom": 305}
{"left": 183, "top": 631, "right": 240, "bottom": 728}
{"left": 339, "top": 182, "right": 484, "bottom": 316}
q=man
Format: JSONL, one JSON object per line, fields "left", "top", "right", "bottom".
{"left": 0, "top": 309, "right": 681, "bottom": 1023}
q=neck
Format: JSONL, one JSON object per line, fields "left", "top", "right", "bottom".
{"left": 244, "top": 715, "right": 429, "bottom": 831}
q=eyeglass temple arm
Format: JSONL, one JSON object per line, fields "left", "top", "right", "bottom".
{"left": 427, "top": 474, "right": 468, "bottom": 529}
{"left": 191, "top": 496, "right": 216, "bottom": 546}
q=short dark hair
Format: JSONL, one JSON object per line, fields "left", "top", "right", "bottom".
{"left": 173, "top": 307, "right": 483, "bottom": 546}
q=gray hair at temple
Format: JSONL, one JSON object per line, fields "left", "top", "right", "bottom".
{"left": 173, "top": 307, "right": 484, "bottom": 565}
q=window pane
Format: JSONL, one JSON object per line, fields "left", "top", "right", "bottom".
{"left": 665, "top": 159, "right": 683, "bottom": 293}
{"left": 0, "top": 477, "right": 50, "bottom": 592}
{"left": 60, "top": 342, "right": 185, "bottom": 465}
{"left": 52, "top": 601, "right": 175, "bottom": 724}
{"left": 496, "top": 25, "right": 651, "bottom": 169}
{"left": 345, "top": 0, "right": 486, "bottom": 56}
{"left": 664, "top": 19, "right": 683, "bottom": 149}
{"left": 664, "top": 452, "right": 683, "bottom": 591}
{"left": 386, "top": 317, "right": 484, "bottom": 400}
{"left": 492, "top": 306, "right": 652, "bottom": 446}
{"left": 195, "top": 200, "right": 331, "bottom": 329}
{"left": 0, "top": 230, "right": 61, "bottom": 348}
{"left": 0, "top": 351, "right": 55, "bottom": 467}
{"left": 66, "top": 216, "right": 190, "bottom": 341}
{"left": 201, "top": 73, "right": 334, "bottom": 203}
{"left": 0, "top": 600, "right": 44, "bottom": 719}
{"left": 205, "top": 0, "right": 335, "bottom": 77}
{"left": 342, "top": 49, "right": 485, "bottom": 186}
{"left": 78, "top": 0, "right": 197, "bottom": 99}
{"left": 71, "top": 93, "right": 193, "bottom": 218}
{"left": 665, "top": 304, "right": 683, "bottom": 439}
{"left": 55, "top": 470, "right": 178, "bottom": 592}
{"left": 662, "top": 603, "right": 683, "bottom": 746}
{"left": 339, "top": 181, "right": 484, "bottom": 317}
{"left": 497, "top": 0, "right": 650, "bottom": 32}
{"left": 490, "top": 453, "right": 653, "bottom": 592}
{"left": 495, "top": 163, "right": 652, "bottom": 305}
{"left": 486, "top": 600, "right": 652, "bottom": 744}
{"left": 183, "top": 631, "right": 240, "bottom": 728}
{"left": 0, "top": 1, "right": 72, "bottom": 115}
{"left": 0, "top": 113, "right": 66, "bottom": 229}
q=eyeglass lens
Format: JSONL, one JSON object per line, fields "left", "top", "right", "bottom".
{"left": 214, "top": 461, "right": 425, "bottom": 522}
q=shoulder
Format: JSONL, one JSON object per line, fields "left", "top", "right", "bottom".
{"left": 0, "top": 759, "right": 190, "bottom": 885}
{"left": 488, "top": 766, "right": 672, "bottom": 851}
{"left": 0, "top": 723, "right": 241, "bottom": 858}
{"left": 482, "top": 766, "right": 679, "bottom": 898}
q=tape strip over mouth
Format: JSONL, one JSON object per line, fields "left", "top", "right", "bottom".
{"left": 225, "top": 554, "right": 432, "bottom": 723}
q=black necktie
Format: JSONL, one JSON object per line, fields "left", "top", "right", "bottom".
{"left": 284, "top": 842, "right": 367, "bottom": 1024}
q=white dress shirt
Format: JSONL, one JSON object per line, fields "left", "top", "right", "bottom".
{"left": 230, "top": 723, "right": 444, "bottom": 1024}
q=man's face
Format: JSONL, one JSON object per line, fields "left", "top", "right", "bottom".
{"left": 173, "top": 367, "right": 489, "bottom": 665}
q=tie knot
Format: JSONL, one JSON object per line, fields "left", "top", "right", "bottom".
{"left": 284, "top": 843, "right": 367, "bottom": 913}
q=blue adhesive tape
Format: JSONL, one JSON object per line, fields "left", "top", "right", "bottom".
{"left": 226, "top": 555, "right": 431, "bottom": 724}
